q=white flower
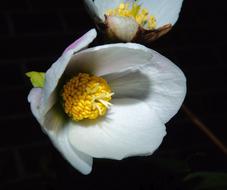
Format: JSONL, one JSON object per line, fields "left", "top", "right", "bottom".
{"left": 84, "top": 0, "right": 184, "bottom": 42}
{"left": 27, "top": 29, "right": 186, "bottom": 175}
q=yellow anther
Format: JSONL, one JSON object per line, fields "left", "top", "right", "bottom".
{"left": 62, "top": 73, "right": 114, "bottom": 121}
{"left": 119, "top": 3, "right": 125, "bottom": 9}
{"left": 106, "top": 1, "right": 157, "bottom": 30}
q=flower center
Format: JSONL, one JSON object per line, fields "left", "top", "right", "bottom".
{"left": 106, "top": 2, "right": 157, "bottom": 30}
{"left": 62, "top": 73, "right": 114, "bottom": 121}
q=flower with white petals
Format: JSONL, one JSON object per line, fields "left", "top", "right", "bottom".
{"left": 27, "top": 29, "right": 186, "bottom": 175}
{"left": 84, "top": 0, "right": 184, "bottom": 43}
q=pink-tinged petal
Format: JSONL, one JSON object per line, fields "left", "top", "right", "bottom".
{"left": 40, "top": 29, "right": 97, "bottom": 116}
{"left": 68, "top": 98, "right": 166, "bottom": 160}
{"left": 63, "top": 29, "right": 96, "bottom": 54}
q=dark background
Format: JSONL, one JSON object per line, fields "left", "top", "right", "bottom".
{"left": 0, "top": 0, "right": 227, "bottom": 190}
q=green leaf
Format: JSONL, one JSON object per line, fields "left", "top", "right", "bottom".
{"left": 184, "top": 172, "right": 227, "bottom": 190}
{"left": 26, "top": 71, "right": 45, "bottom": 88}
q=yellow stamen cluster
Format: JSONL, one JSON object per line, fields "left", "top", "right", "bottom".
{"left": 62, "top": 73, "right": 114, "bottom": 121}
{"left": 106, "top": 2, "right": 157, "bottom": 30}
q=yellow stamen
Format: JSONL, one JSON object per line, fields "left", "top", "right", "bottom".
{"left": 62, "top": 73, "right": 114, "bottom": 121}
{"left": 106, "top": 1, "right": 157, "bottom": 30}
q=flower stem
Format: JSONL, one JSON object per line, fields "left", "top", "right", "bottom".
{"left": 182, "top": 105, "right": 227, "bottom": 156}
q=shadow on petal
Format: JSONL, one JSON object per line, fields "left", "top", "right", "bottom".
{"left": 43, "top": 103, "right": 67, "bottom": 133}
{"left": 103, "top": 66, "right": 152, "bottom": 102}
{"left": 68, "top": 98, "right": 166, "bottom": 160}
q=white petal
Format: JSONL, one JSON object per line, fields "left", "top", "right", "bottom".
{"left": 103, "top": 49, "right": 186, "bottom": 123}
{"left": 64, "top": 43, "right": 153, "bottom": 77}
{"left": 84, "top": 0, "right": 102, "bottom": 22}
{"left": 68, "top": 98, "right": 166, "bottom": 160}
{"left": 28, "top": 89, "right": 93, "bottom": 175}
{"left": 46, "top": 126, "right": 93, "bottom": 175}
{"left": 43, "top": 103, "right": 67, "bottom": 132}
{"left": 103, "top": 65, "right": 151, "bottom": 99}
{"left": 139, "top": 49, "right": 186, "bottom": 123}
{"left": 106, "top": 16, "right": 139, "bottom": 42}
{"left": 27, "top": 88, "right": 44, "bottom": 125}
{"left": 93, "top": 0, "right": 123, "bottom": 20}
{"left": 40, "top": 29, "right": 97, "bottom": 115}
{"left": 141, "top": 0, "right": 184, "bottom": 27}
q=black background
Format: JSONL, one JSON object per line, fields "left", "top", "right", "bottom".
{"left": 0, "top": 0, "right": 227, "bottom": 189}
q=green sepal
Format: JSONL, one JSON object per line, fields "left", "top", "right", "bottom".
{"left": 26, "top": 71, "right": 45, "bottom": 88}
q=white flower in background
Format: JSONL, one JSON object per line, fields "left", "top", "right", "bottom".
{"left": 84, "top": 0, "right": 184, "bottom": 43}
{"left": 27, "top": 29, "right": 186, "bottom": 175}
